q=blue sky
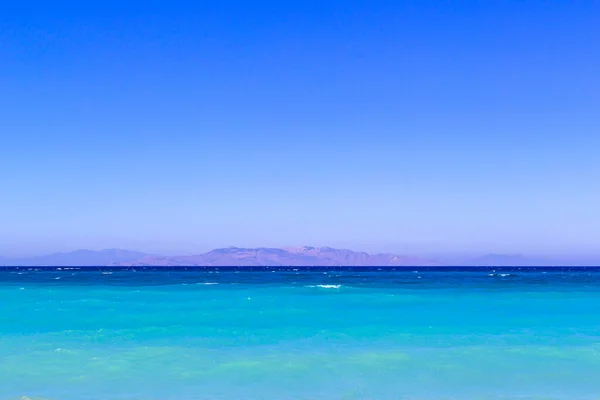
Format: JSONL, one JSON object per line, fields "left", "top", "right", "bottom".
{"left": 1, "top": 1, "right": 599, "bottom": 257}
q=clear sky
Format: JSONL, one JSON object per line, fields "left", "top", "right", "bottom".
{"left": 1, "top": 1, "right": 599, "bottom": 257}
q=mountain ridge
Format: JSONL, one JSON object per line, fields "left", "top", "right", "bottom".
{"left": 116, "top": 246, "right": 440, "bottom": 267}
{"left": 0, "top": 247, "right": 595, "bottom": 267}
{"left": 0, "top": 249, "right": 148, "bottom": 267}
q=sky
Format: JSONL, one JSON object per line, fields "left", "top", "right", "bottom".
{"left": 1, "top": 1, "right": 599, "bottom": 257}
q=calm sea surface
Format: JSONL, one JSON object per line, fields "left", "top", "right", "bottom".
{"left": 1, "top": 267, "right": 600, "bottom": 400}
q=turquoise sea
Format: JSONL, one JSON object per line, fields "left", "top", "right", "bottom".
{"left": 1, "top": 267, "right": 600, "bottom": 400}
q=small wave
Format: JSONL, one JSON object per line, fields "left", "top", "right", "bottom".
{"left": 489, "top": 273, "right": 512, "bottom": 277}
{"left": 198, "top": 282, "right": 218, "bottom": 285}
{"left": 309, "top": 284, "right": 341, "bottom": 289}
{"left": 101, "top": 272, "right": 113, "bottom": 275}
{"left": 54, "top": 277, "right": 61, "bottom": 280}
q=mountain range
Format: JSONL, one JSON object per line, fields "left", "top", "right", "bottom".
{"left": 0, "top": 247, "right": 437, "bottom": 267}
{"left": 116, "top": 246, "right": 439, "bottom": 267}
{"left": 0, "top": 249, "right": 148, "bottom": 267}
{"left": 1, "top": 247, "right": 594, "bottom": 267}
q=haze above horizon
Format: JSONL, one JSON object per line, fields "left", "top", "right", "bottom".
{"left": 2, "top": 246, "right": 599, "bottom": 267}
{"left": 1, "top": 1, "right": 599, "bottom": 258}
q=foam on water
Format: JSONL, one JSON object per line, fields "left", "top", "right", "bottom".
{"left": 308, "top": 284, "right": 342, "bottom": 289}
{"left": 1, "top": 267, "right": 600, "bottom": 400}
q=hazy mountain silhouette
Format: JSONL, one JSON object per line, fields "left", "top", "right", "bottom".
{"left": 0, "top": 249, "right": 148, "bottom": 266}
{"left": 117, "top": 246, "right": 439, "bottom": 267}
{"left": 1, "top": 248, "right": 593, "bottom": 267}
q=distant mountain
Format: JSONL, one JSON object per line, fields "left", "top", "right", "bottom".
{"left": 116, "top": 246, "right": 439, "bottom": 267}
{"left": 3, "top": 247, "right": 586, "bottom": 267}
{"left": 464, "top": 253, "right": 546, "bottom": 267}
{"left": 0, "top": 249, "right": 148, "bottom": 266}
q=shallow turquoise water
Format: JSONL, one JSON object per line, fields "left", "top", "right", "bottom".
{"left": 1, "top": 268, "right": 600, "bottom": 400}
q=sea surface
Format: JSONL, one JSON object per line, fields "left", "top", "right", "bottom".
{"left": 1, "top": 267, "right": 600, "bottom": 400}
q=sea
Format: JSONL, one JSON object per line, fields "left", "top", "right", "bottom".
{"left": 1, "top": 267, "right": 600, "bottom": 400}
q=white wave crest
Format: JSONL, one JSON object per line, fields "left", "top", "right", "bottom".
{"left": 308, "top": 284, "right": 341, "bottom": 289}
